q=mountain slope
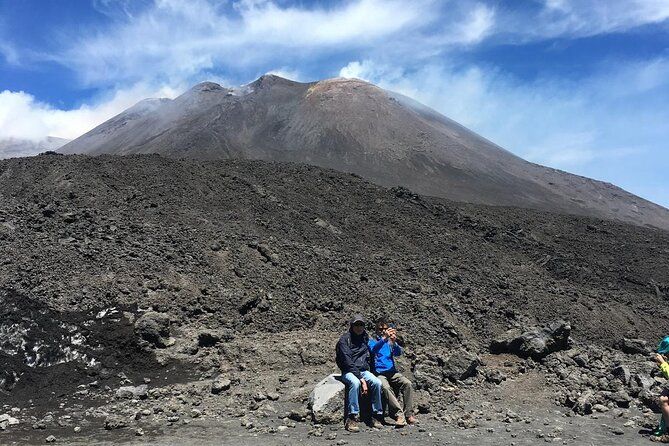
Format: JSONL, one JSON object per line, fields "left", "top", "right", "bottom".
{"left": 59, "top": 75, "right": 669, "bottom": 230}
{"left": 1, "top": 154, "right": 668, "bottom": 441}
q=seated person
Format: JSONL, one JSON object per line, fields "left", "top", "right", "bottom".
{"left": 369, "top": 317, "right": 416, "bottom": 426}
{"left": 335, "top": 314, "right": 384, "bottom": 432}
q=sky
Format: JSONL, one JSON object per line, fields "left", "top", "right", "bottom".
{"left": 0, "top": 0, "right": 668, "bottom": 207}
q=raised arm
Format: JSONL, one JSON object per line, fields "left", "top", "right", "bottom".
{"left": 658, "top": 354, "right": 669, "bottom": 379}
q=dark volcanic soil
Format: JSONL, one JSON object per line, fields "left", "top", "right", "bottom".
{"left": 1, "top": 153, "right": 668, "bottom": 444}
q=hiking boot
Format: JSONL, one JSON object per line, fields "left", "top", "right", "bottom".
{"left": 371, "top": 416, "right": 383, "bottom": 429}
{"left": 394, "top": 414, "right": 407, "bottom": 427}
{"left": 345, "top": 417, "right": 360, "bottom": 433}
{"left": 407, "top": 415, "right": 417, "bottom": 425}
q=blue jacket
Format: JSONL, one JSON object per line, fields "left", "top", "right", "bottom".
{"left": 368, "top": 335, "right": 402, "bottom": 374}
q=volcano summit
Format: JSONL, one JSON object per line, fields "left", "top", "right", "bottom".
{"left": 59, "top": 75, "right": 669, "bottom": 231}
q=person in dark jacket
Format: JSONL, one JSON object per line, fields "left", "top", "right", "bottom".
{"left": 336, "top": 314, "right": 384, "bottom": 432}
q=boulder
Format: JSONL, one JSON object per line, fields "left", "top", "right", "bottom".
{"left": 412, "top": 361, "right": 442, "bottom": 391}
{"left": 611, "top": 365, "right": 631, "bottom": 385}
{"left": 490, "top": 320, "right": 572, "bottom": 360}
{"left": 0, "top": 414, "right": 19, "bottom": 430}
{"left": 633, "top": 374, "right": 656, "bottom": 391}
{"left": 606, "top": 390, "right": 632, "bottom": 408}
{"left": 442, "top": 349, "right": 481, "bottom": 382}
{"left": 638, "top": 389, "right": 661, "bottom": 412}
{"left": 115, "top": 385, "right": 148, "bottom": 400}
{"left": 620, "top": 338, "right": 652, "bottom": 355}
{"left": 197, "top": 331, "right": 221, "bottom": 347}
{"left": 135, "top": 312, "right": 173, "bottom": 348}
{"left": 308, "top": 374, "right": 345, "bottom": 424}
{"left": 484, "top": 368, "right": 507, "bottom": 384}
{"left": 573, "top": 391, "right": 594, "bottom": 415}
{"left": 104, "top": 415, "right": 128, "bottom": 430}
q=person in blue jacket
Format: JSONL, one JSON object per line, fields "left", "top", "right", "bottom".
{"left": 335, "top": 314, "right": 384, "bottom": 432}
{"left": 368, "top": 317, "right": 416, "bottom": 426}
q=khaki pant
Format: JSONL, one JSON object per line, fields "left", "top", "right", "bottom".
{"left": 377, "top": 372, "right": 414, "bottom": 417}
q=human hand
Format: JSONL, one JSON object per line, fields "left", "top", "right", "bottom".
{"left": 656, "top": 353, "right": 666, "bottom": 365}
{"left": 360, "top": 379, "right": 368, "bottom": 395}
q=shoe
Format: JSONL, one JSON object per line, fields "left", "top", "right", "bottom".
{"left": 371, "top": 416, "right": 383, "bottom": 429}
{"left": 345, "top": 416, "right": 360, "bottom": 433}
{"left": 407, "top": 415, "right": 417, "bottom": 425}
{"left": 395, "top": 414, "right": 407, "bottom": 427}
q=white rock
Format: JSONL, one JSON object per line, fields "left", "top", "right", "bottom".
{"left": 115, "top": 385, "right": 148, "bottom": 399}
{"left": 308, "top": 374, "right": 345, "bottom": 424}
{"left": 0, "top": 414, "right": 19, "bottom": 429}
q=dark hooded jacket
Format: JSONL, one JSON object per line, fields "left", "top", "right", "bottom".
{"left": 335, "top": 322, "right": 370, "bottom": 379}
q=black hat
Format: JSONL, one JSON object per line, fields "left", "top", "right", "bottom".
{"left": 350, "top": 314, "right": 365, "bottom": 325}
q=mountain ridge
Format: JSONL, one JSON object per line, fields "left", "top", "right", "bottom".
{"left": 59, "top": 75, "right": 669, "bottom": 231}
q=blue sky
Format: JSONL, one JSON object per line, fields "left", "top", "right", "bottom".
{"left": 0, "top": 0, "right": 668, "bottom": 207}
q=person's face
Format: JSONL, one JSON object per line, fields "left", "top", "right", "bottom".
{"left": 376, "top": 323, "right": 388, "bottom": 336}
{"left": 352, "top": 322, "right": 365, "bottom": 335}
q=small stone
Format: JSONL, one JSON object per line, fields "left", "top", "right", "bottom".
{"left": 135, "top": 428, "right": 145, "bottom": 436}
{"left": 211, "top": 376, "right": 232, "bottom": 394}
{"left": 104, "top": 416, "right": 128, "bottom": 430}
{"left": 46, "top": 435, "right": 56, "bottom": 443}
{"left": 74, "top": 426, "right": 81, "bottom": 433}
{"left": 593, "top": 404, "right": 609, "bottom": 413}
{"left": 115, "top": 385, "right": 148, "bottom": 399}
{"left": 191, "top": 409, "right": 202, "bottom": 418}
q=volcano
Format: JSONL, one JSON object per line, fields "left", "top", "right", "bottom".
{"left": 59, "top": 75, "right": 669, "bottom": 230}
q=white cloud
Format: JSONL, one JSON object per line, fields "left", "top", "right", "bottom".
{"left": 0, "top": 83, "right": 183, "bottom": 151}
{"left": 265, "top": 67, "right": 303, "bottom": 82}
{"left": 453, "top": 3, "right": 495, "bottom": 44}
{"left": 510, "top": 0, "right": 669, "bottom": 40}
{"left": 52, "top": 0, "right": 488, "bottom": 88}
{"left": 0, "top": 41, "right": 19, "bottom": 65}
